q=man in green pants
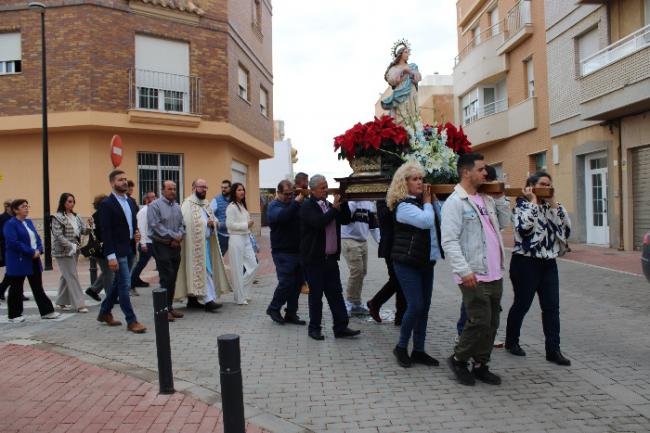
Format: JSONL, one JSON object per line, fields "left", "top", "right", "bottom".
{"left": 441, "top": 153, "right": 511, "bottom": 386}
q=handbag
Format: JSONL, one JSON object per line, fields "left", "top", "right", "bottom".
{"left": 80, "top": 231, "right": 102, "bottom": 258}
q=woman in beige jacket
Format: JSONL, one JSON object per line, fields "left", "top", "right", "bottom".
{"left": 226, "top": 183, "right": 259, "bottom": 305}
{"left": 52, "top": 193, "right": 92, "bottom": 312}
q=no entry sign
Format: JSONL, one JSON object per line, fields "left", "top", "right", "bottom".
{"left": 110, "top": 135, "right": 123, "bottom": 168}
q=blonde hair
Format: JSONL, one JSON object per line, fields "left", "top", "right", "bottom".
{"left": 386, "top": 160, "right": 426, "bottom": 210}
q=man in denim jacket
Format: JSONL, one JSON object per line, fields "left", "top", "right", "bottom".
{"left": 442, "top": 153, "right": 510, "bottom": 386}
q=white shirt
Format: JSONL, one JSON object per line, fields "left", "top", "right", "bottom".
{"left": 137, "top": 205, "right": 150, "bottom": 245}
{"left": 22, "top": 221, "right": 38, "bottom": 250}
{"left": 341, "top": 201, "right": 380, "bottom": 243}
{"left": 67, "top": 213, "right": 81, "bottom": 238}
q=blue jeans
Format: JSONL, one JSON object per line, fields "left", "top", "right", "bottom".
{"left": 269, "top": 253, "right": 303, "bottom": 315}
{"left": 303, "top": 258, "right": 349, "bottom": 333}
{"left": 457, "top": 302, "right": 468, "bottom": 336}
{"left": 100, "top": 254, "right": 137, "bottom": 324}
{"left": 130, "top": 243, "right": 153, "bottom": 285}
{"left": 393, "top": 261, "right": 435, "bottom": 352}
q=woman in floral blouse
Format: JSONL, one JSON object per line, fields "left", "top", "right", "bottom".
{"left": 505, "top": 172, "right": 572, "bottom": 366}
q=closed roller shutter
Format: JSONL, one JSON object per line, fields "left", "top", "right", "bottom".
{"left": 632, "top": 146, "right": 650, "bottom": 249}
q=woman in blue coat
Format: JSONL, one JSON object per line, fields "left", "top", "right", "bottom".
{"left": 3, "top": 199, "right": 60, "bottom": 322}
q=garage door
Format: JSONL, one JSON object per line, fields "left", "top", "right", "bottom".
{"left": 632, "top": 146, "right": 650, "bottom": 250}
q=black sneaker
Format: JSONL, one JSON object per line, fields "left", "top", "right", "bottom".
{"left": 283, "top": 313, "right": 306, "bottom": 325}
{"left": 472, "top": 364, "right": 501, "bottom": 385}
{"left": 85, "top": 288, "right": 101, "bottom": 302}
{"left": 505, "top": 343, "right": 526, "bottom": 357}
{"left": 187, "top": 296, "right": 204, "bottom": 309}
{"left": 133, "top": 278, "right": 150, "bottom": 288}
{"left": 393, "top": 346, "right": 412, "bottom": 368}
{"left": 447, "top": 355, "right": 475, "bottom": 386}
{"left": 546, "top": 350, "right": 571, "bottom": 366}
{"left": 308, "top": 330, "right": 325, "bottom": 341}
{"left": 266, "top": 308, "right": 285, "bottom": 324}
{"left": 411, "top": 350, "right": 439, "bottom": 366}
{"left": 334, "top": 328, "right": 361, "bottom": 338}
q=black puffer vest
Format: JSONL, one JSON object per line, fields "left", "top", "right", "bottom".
{"left": 390, "top": 198, "right": 432, "bottom": 267}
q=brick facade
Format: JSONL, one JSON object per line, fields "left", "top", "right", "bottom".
{"left": 0, "top": 0, "right": 272, "bottom": 144}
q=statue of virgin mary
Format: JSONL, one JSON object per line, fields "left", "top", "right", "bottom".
{"left": 381, "top": 39, "right": 422, "bottom": 127}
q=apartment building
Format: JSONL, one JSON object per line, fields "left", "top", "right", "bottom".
{"left": 0, "top": 0, "right": 273, "bottom": 225}
{"left": 453, "top": 0, "right": 550, "bottom": 188}
{"left": 545, "top": 0, "right": 650, "bottom": 249}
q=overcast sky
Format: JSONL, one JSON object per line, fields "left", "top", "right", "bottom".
{"left": 272, "top": 0, "right": 458, "bottom": 185}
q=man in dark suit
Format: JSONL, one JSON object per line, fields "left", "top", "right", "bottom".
{"left": 97, "top": 170, "right": 147, "bottom": 333}
{"left": 300, "top": 174, "right": 360, "bottom": 341}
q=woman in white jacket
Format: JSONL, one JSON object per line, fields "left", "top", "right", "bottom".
{"left": 226, "top": 183, "right": 259, "bottom": 304}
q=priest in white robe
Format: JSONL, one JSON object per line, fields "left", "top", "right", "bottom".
{"left": 175, "top": 179, "right": 231, "bottom": 312}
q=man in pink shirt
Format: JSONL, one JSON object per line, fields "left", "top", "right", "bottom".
{"left": 441, "top": 153, "right": 511, "bottom": 386}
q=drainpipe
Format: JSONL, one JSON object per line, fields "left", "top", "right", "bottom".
{"left": 616, "top": 119, "right": 624, "bottom": 251}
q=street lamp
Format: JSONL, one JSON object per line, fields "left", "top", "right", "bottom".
{"left": 29, "top": 2, "right": 52, "bottom": 270}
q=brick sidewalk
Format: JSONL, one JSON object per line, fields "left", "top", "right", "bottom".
{"left": 0, "top": 344, "right": 269, "bottom": 433}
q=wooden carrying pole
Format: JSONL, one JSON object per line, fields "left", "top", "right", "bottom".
{"left": 296, "top": 184, "right": 554, "bottom": 198}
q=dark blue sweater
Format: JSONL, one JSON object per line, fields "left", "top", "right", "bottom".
{"left": 267, "top": 199, "right": 301, "bottom": 254}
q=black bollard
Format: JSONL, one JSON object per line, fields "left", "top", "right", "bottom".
{"left": 218, "top": 334, "right": 245, "bottom": 433}
{"left": 152, "top": 288, "right": 174, "bottom": 394}
{"left": 89, "top": 257, "right": 97, "bottom": 285}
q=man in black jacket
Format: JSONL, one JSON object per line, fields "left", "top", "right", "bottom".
{"left": 300, "top": 174, "right": 360, "bottom": 341}
{"left": 266, "top": 180, "right": 306, "bottom": 325}
{"left": 97, "top": 170, "right": 147, "bottom": 334}
{"left": 366, "top": 200, "right": 406, "bottom": 325}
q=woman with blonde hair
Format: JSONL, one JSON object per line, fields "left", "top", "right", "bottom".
{"left": 387, "top": 160, "right": 444, "bottom": 368}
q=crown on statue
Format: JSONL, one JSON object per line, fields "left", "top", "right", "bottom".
{"left": 391, "top": 38, "right": 411, "bottom": 59}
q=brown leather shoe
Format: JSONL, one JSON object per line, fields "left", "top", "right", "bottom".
{"left": 170, "top": 310, "right": 184, "bottom": 318}
{"left": 127, "top": 322, "right": 147, "bottom": 333}
{"left": 97, "top": 313, "right": 122, "bottom": 327}
{"left": 167, "top": 312, "right": 176, "bottom": 322}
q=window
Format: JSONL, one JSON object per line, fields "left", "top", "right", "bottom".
{"left": 533, "top": 152, "right": 547, "bottom": 172}
{"left": 470, "top": 24, "right": 481, "bottom": 46}
{"left": 577, "top": 27, "right": 600, "bottom": 63}
{"left": 260, "top": 87, "right": 268, "bottom": 117}
{"left": 134, "top": 35, "right": 190, "bottom": 113}
{"left": 646, "top": 0, "right": 650, "bottom": 25}
{"left": 0, "top": 33, "right": 21, "bottom": 75}
{"left": 525, "top": 58, "right": 535, "bottom": 97}
{"left": 253, "top": 0, "right": 262, "bottom": 31}
{"left": 231, "top": 160, "right": 248, "bottom": 186}
{"left": 461, "top": 88, "right": 479, "bottom": 125}
{"left": 491, "top": 163, "right": 504, "bottom": 181}
{"left": 489, "top": 7, "right": 500, "bottom": 36}
{"left": 238, "top": 65, "right": 250, "bottom": 101}
{"left": 137, "top": 152, "right": 184, "bottom": 204}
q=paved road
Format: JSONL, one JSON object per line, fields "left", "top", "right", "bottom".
{"left": 1, "top": 239, "right": 649, "bottom": 433}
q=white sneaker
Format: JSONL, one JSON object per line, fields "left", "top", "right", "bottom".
{"left": 41, "top": 312, "right": 61, "bottom": 319}
{"left": 9, "top": 316, "right": 25, "bottom": 323}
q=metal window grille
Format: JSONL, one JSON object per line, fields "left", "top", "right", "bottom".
{"left": 137, "top": 152, "right": 184, "bottom": 204}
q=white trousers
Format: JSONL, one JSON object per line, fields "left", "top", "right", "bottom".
{"left": 228, "top": 234, "right": 259, "bottom": 304}
{"left": 204, "top": 272, "right": 216, "bottom": 304}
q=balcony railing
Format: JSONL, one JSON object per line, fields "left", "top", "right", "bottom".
{"left": 463, "top": 98, "right": 508, "bottom": 126}
{"left": 504, "top": 0, "right": 532, "bottom": 40}
{"left": 580, "top": 24, "right": 650, "bottom": 76}
{"left": 455, "top": 20, "right": 504, "bottom": 65}
{"left": 129, "top": 68, "right": 201, "bottom": 115}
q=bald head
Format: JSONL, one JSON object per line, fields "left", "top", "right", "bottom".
{"left": 161, "top": 180, "right": 177, "bottom": 202}
{"left": 192, "top": 178, "right": 208, "bottom": 200}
